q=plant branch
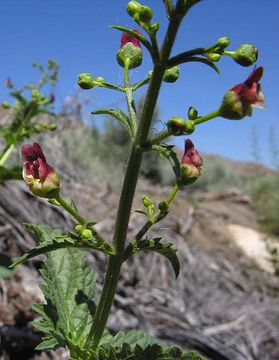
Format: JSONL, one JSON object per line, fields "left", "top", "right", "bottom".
{"left": 0, "top": 144, "right": 15, "bottom": 167}
{"left": 87, "top": 7, "right": 185, "bottom": 351}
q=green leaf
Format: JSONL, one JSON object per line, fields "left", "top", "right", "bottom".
{"left": 152, "top": 144, "right": 181, "bottom": 180}
{"left": 0, "top": 165, "right": 22, "bottom": 182}
{"left": 33, "top": 248, "right": 97, "bottom": 351}
{"left": 125, "top": 238, "right": 180, "bottom": 278}
{"left": 10, "top": 224, "right": 114, "bottom": 269}
{"left": 92, "top": 109, "right": 132, "bottom": 136}
{"left": 90, "top": 330, "right": 204, "bottom": 360}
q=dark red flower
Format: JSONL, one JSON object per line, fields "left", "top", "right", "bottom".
{"left": 21, "top": 143, "right": 60, "bottom": 198}
{"left": 120, "top": 30, "right": 141, "bottom": 49}
{"left": 220, "top": 66, "right": 264, "bottom": 120}
{"left": 180, "top": 139, "right": 203, "bottom": 185}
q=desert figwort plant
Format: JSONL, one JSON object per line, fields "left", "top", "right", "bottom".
{"left": 0, "top": 59, "right": 59, "bottom": 181}
{"left": 10, "top": 1, "right": 265, "bottom": 359}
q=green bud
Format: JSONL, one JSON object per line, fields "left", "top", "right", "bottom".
{"left": 184, "top": 120, "right": 195, "bottom": 134}
{"left": 206, "top": 53, "right": 221, "bottom": 62}
{"left": 149, "top": 22, "right": 160, "bottom": 34}
{"left": 95, "top": 76, "right": 105, "bottom": 83}
{"left": 81, "top": 229, "right": 93, "bottom": 240}
{"left": 217, "top": 36, "right": 230, "bottom": 50}
{"left": 142, "top": 196, "right": 153, "bottom": 208}
{"left": 1, "top": 101, "right": 10, "bottom": 109}
{"left": 188, "top": 106, "right": 198, "bottom": 120}
{"left": 127, "top": 1, "right": 141, "bottom": 17}
{"left": 78, "top": 73, "right": 94, "bottom": 89}
{"left": 31, "top": 89, "right": 44, "bottom": 101}
{"left": 166, "top": 116, "right": 186, "bottom": 135}
{"left": 163, "top": 66, "right": 180, "bottom": 83}
{"left": 138, "top": 5, "right": 153, "bottom": 24}
{"left": 117, "top": 43, "right": 142, "bottom": 69}
{"left": 75, "top": 224, "right": 83, "bottom": 234}
{"left": 231, "top": 44, "right": 258, "bottom": 67}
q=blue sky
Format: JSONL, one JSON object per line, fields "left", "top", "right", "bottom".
{"left": 0, "top": 0, "right": 278, "bottom": 166}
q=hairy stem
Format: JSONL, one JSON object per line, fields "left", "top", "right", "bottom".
{"left": 0, "top": 144, "right": 15, "bottom": 167}
{"left": 87, "top": 7, "right": 185, "bottom": 351}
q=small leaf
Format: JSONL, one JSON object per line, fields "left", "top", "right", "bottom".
{"left": 125, "top": 238, "right": 180, "bottom": 277}
{"left": 110, "top": 25, "right": 153, "bottom": 55}
{"left": 92, "top": 109, "right": 132, "bottom": 136}
{"left": 152, "top": 144, "right": 181, "bottom": 180}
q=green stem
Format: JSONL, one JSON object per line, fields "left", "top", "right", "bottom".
{"left": 87, "top": 8, "right": 185, "bottom": 352}
{"left": 194, "top": 108, "right": 220, "bottom": 125}
{"left": 124, "top": 61, "right": 137, "bottom": 138}
{"left": 223, "top": 50, "right": 234, "bottom": 58}
{"left": 55, "top": 194, "right": 87, "bottom": 225}
{"left": 0, "top": 144, "right": 15, "bottom": 167}
{"left": 135, "top": 183, "right": 180, "bottom": 242}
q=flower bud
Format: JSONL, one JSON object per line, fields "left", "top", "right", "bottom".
{"left": 149, "top": 22, "right": 160, "bottom": 34}
{"left": 163, "top": 66, "right": 180, "bottom": 83}
{"left": 78, "top": 73, "right": 95, "bottom": 90}
{"left": 50, "top": 93, "right": 55, "bottom": 103}
{"left": 217, "top": 36, "right": 230, "bottom": 50}
{"left": 231, "top": 44, "right": 258, "bottom": 67}
{"left": 5, "top": 77, "right": 13, "bottom": 88}
{"left": 117, "top": 30, "right": 142, "bottom": 69}
{"left": 95, "top": 76, "right": 105, "bottom": 83}
{"left": 188, "top": 106, "right": 198, "bottom": 120}
{"left": 167, "top": 116, "right": 195, "bottom": 135}
{"left": 1, "top": 101, "right": 11, "bottom": 109}
{"left": 127, "top": 1, "right": 141, "bottom": 17}
{"left": 21, "top": 143, "right": 60, "bottom": 198}
{"left": 206, "top": 53, "right": 221, "bottom": 62}
{"left": 81, "top": 229, "right": 93, "bottom": 240}
{"left": 180, "top": 139, "right": 203, "bottom": 185}
{"left": 167, "top": 116, "right": 186, "bottom": 135}
{"left": 138, "top": 5, "right": 153, "bottom": 24}
{"left": 219, "top": 66, "right": 264, "bottom": 120}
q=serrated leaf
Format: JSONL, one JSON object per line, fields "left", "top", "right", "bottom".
{"left": 152, "top": 144, "right": 181, "bottom": 180}
{"left": 33, "top": 248, "right": 97, "bottom": 351}
{"left": 92, "top": 109, "right": 132, "bottom": 136}
{"left": 35, "top": 336, "right": 59, "bottom": 350}
{"left": 125, "top": 238, "right": 180, "bottom": 278}
{"left": 10, "top": 224, "right": 113, "bottom": 268}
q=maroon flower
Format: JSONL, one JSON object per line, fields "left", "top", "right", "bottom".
{"left": 180, "top": 139, "right": 203, "bottom": 185}
{"left": 5, "top": 77, "right": 13, "bottom": 88}
{"left": 120, "top": 30, "right": 141, "bottom": 49}
{"left": 117, "top": 30, "right": 142, "bottom": 69}
{"left": 21, "top": 143, "right": 60, "bottom": 198}
{"left": 49, "top": 93, "right": 55, "bottom": 103}
{"left": 220, "top": 66, "right": 264, "bottom": 120}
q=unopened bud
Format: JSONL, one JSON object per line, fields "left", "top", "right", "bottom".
{"left": 231, "top": 44, "right": 258, "bottom": 67}
{"left": 1, "top": 101, "right": 10, "bottom": 109}
{"left": 217, "top": 36, "right": 230, "bottom": 50}
{"left": 167, "top": 116, "right": 186, "bottom": 135}
{"left": 81, "top": 229, "right": 93, "bottom": 240}
{"left": 95, "top": 76, "right": 105, "bottom": 83}
{"left": 117, "top": 31, "right": 142, "bottom": 69}
{"left": 163, "top": 66, "right": 180, "bottom": 83}
{"left": 180, "top": 139, "right": 203, "bottom": 185}
{"left": 138, "top": 5, "right": 153, "bottom": 24}
{"left": 78, "top": 73, "right": 94, "bottom": 90}
{"left": 5, "top": 77, "right": 13, "bottom": 88}
{"left": 188, "top": 106, "right": 198, "bottom": 120}
{"left": 127, "top": 1, "right": 141, "bottom": 17}
{"left": 206, "top": 53, "right": 221, "bottom": 62}
{"left": 149, "top": 22, "right": 160, "bottom": 34}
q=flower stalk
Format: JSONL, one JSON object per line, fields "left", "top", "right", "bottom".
{"left": 0, "top": 144, "right": 15, "bottom": 167}
{"left": 87, "top": 8, "right": 186, "bottom": 351}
